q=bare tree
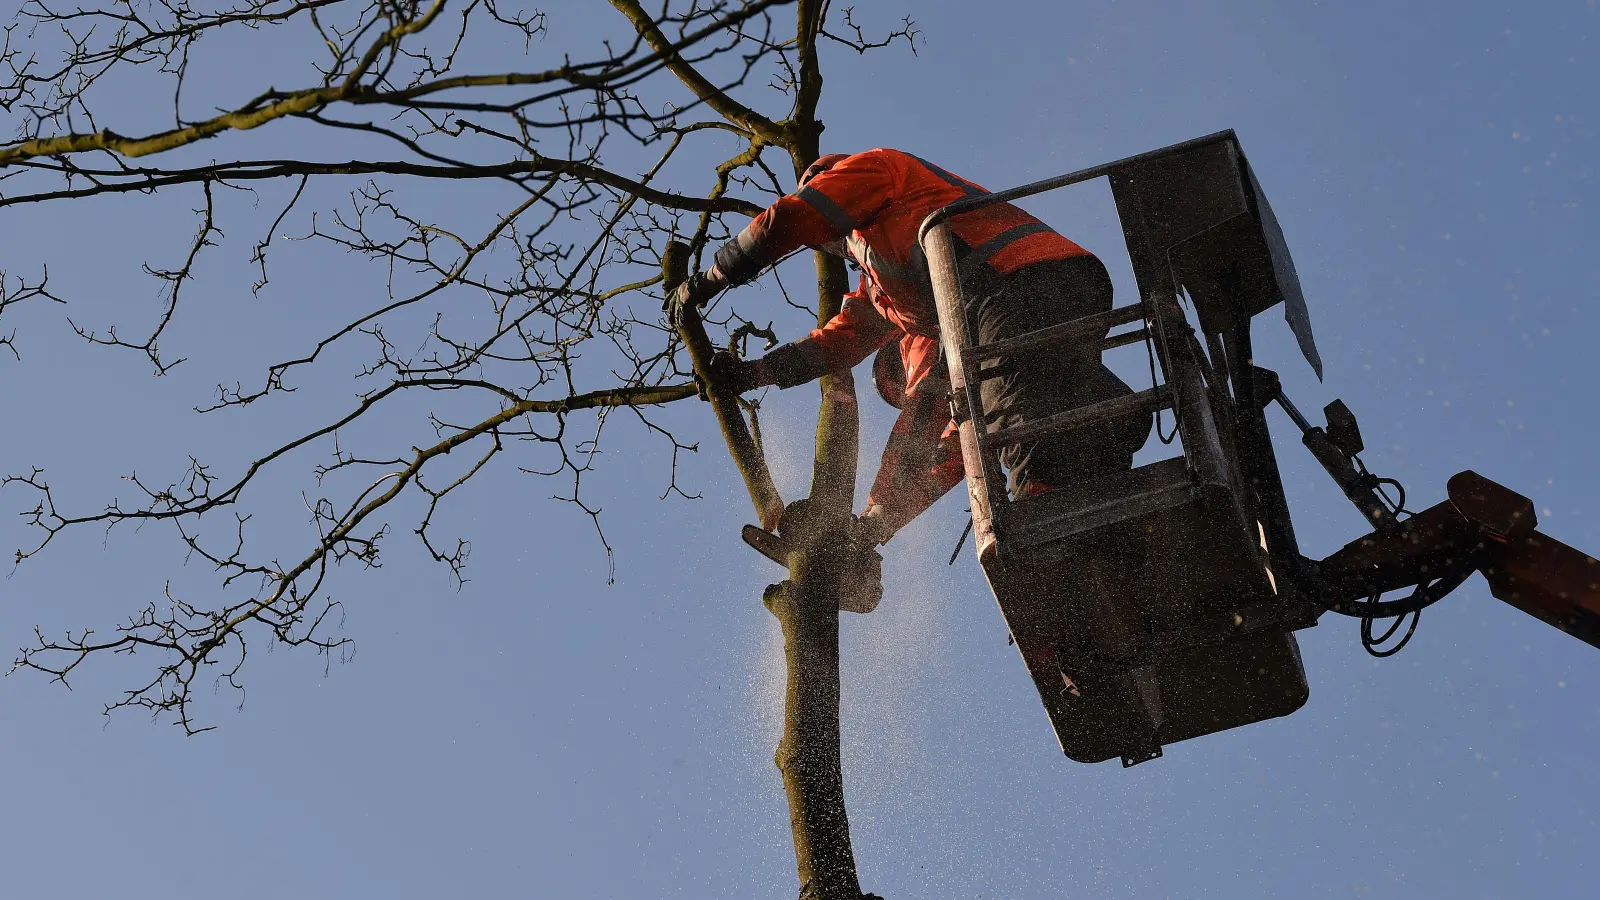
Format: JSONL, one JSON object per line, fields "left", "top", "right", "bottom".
{"left": 0, "top": 2, "right": 917, "bottom": 897}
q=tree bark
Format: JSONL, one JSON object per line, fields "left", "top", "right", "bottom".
{"left": 655, "top": 3, "right": 873, "bottom": 893}
{"left": 762, "top": 4, "right": 874, "bottom": 895}
{"left": 662, "top": 241, "right": 784, "bottom": 530}
{"left": 767, "top": 533, "right": 863, "bottom": 900}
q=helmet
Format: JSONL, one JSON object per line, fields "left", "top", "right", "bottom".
{"left": 872, "top": 344, "right": 906, "bottom": 410}
{"left": 799, "top": 153, "right": 850, "bottom": 189}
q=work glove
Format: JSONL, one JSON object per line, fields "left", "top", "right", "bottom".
{"left": 664, "top": 268, "right": 727, "bottom": 329}
{"left": 834, "top": 507, "right": 886, "bottom": 614}
{"left": 708, "top": 350, "right": 771, "bottom": 397}
{"left": 852, "top": 504, "right": 897, "bottom": 547}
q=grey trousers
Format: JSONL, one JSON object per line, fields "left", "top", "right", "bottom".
{"left": 966, "top": 255, "right": 1152, "bottom": 497}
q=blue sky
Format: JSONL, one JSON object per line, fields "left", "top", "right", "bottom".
{"left": 1, "top": 2, "right": 1596, "bottom": 898}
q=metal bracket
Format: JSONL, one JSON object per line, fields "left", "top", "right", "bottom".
{"left": 949, "top": 390, "right": 971, "bottom": 424}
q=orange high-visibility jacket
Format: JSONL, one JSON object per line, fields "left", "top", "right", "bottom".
{"left": 715, "top": 149, "right": 1095, "bottom": 530}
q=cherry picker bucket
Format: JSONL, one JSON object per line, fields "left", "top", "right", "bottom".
{"left": 919, "top": 131, "right": 1316, "bottom": 766}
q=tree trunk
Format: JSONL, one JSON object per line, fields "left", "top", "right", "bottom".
{"left": 664, "top": 233, "right": 869, "bottom": 898}
{"left": 768, "top": 539, "right": 862, "bottom": 900}
{"left": 766, "top": 6, "right": 874, "bottom": 887}
{"left": 764, "top": 200, "right": 875, "bottom": 900}
{"left": 761, "top": 246, "right": 869, "bottom": 899}
{"left": 664, "top": 2, "right": 876, "bottom": 891}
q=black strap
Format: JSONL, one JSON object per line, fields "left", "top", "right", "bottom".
{"left": 904, "top": 156, "right": 1057, "bottom": 283}
{"left": 906, "top": 154, "right": 988, "bottom": 198}
{"left": 958, "top": 222, "right": 1055, "bottom": 278}
{"left": 796, "top": 185, "right": 860, "bottom": 235}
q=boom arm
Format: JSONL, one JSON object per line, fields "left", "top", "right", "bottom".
{"left": 1256, "top": 369, "right": 1600, "bottom": 650}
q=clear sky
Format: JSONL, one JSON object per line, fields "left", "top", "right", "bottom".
{"left": 1, "top": 2, "right": 1597, "bottom": 898}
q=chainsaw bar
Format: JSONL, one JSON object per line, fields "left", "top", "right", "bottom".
{"left": 742, "top": 524, "right": 791, "bottom": 567}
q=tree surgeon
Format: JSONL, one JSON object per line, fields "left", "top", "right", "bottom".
{"left": 672, "top": 149, "right": 1152, "bottom": 548}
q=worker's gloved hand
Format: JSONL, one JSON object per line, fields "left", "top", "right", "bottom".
{"left": 852, "top": 504, "right": 897, "bottom": 547}
{"left": 842, "top": 508, "right": 889, "bottom": 613}
{"left": 664, "top": 267, "right": 728, "bottom": 329}
{"left": 708, "top": 350, "right": 771, "bottom": 397}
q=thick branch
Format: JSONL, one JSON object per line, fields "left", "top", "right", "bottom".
{"left": 7, "top": 380, "right": 697, "bottom": 554}
{"left": 8, "top": 378, "right": 698, "bottom": 728}
{"left": 4, "top": 157, "right": 763, "bottom": 215}
{"left": 764, "top": 7, "right": 869, "bottom": 898}
{"left": 0, "top": 0, "right": 795, "bottom": 167}
{"left": 608, "top": 0, "right": 791, "bottom": 146}
{"left": 662, "top": 241, "right": 782, "bottom": 529}
{"left": 218, "top": 379, "right": 697, "bottom": 651}
{"left": 370, "top": 0, "right": 795, "bottom": 105}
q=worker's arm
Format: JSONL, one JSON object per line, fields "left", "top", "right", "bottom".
{"left": 711, "top": 151, "right": 899, "bottom": 286}
{"left": 725, "top": 277, "right": 900, "bottom": 391}
{"left": 671, "top": 151, "right": 895, "bottom": 342}
{"left": 860, "top": 390, "right": 966, "bottom": 542}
